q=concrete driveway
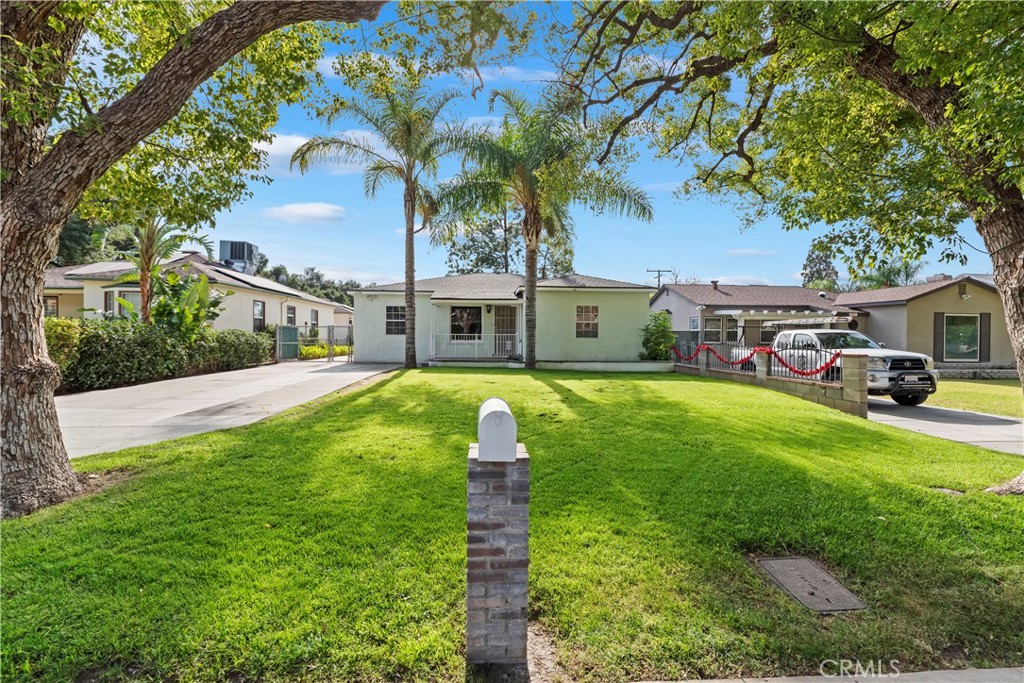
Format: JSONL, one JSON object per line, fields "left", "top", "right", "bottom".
{"left": 57, "top": 360, "right": 398, "bottom": 458}
{"left": 868, "top": 399, "right": 1024, "bottom": 455}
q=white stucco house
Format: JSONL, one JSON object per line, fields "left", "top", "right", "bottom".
{"left": 352, "top": 273, "right": 660, "bottom": 368}
{"left": 44, "top": 249, "right": 338, "bottom": 333}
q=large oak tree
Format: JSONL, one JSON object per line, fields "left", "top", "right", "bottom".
{"left": 1, "top": 1, "right": 384, "bottom": 518}
{"left": 565, "top": 1, "right": 1024, "bottom": 492}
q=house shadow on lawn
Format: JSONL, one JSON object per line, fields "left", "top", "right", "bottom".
{"left": 2, "top": 368, "right": 1022, "bottom": 683}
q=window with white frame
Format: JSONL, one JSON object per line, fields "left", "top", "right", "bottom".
{"left": 385, "top": 305, "right": 406, "bottom": 335}
{"left": 944, "top": 314, "right": 979, "bottom": 361}
{"left": 725, "top": 318, "right": 738, "bottom": 342}
{"left": 759, "top": 326, "right": 777, "bottom": 345}
{"left": 286, "top": 305, "right": 296, "bottom": 326}
{"left": 310, "top": 309, "right": 319, "bottom": 327}
{"left": 689, "top": 316, "right": 700, "bottom": 331}
{"left": 118, "top": 290, "right": 142, "bottom": 316}
{"left": 104, "top": 291, "right": 115, "bottom": 314}
{"left": 253, "top": 301, "right": 265, "bottom": 332}
{"left": 576, "top": 305, "right": 599, "bottom": 338}
{"left": 450, "top": 306, "right": 482, "bottom": 339}
{"left": 43, "top": 296, "right": 59, "bottom": 318}
{"left": 703, "top": 316, "right": 722, "bottom": 342}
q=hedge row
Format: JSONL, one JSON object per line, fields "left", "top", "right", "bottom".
{"left": 45, "top": 318, "right": 273, "bottom": 392}
{"left": 298, "top": 343, "right": 352, "bottom": 360}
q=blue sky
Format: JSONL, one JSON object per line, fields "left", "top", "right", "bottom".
{"left": 206, "top": 6, "right": 995, "bottom": 289}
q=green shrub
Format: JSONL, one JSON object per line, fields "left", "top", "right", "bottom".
{"left": 638, "top": 311, "right": 676, "bottom": 361}
{"left": 298, "top": 344, "right": 351, "bottom": 360}
{"left": 211, "top": 329, "right": 273, "bottom": 371}
{"left": 52, "top": 321, "right": 272, "bottom": 392}
{"left": 44, "top": 317, "right": 83, "bottom": 375}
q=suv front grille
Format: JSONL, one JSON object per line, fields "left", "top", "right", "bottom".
{"left": 888, "top": 357, "right": 926, "bottom": 371}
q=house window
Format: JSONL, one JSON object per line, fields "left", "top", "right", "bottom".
{"left": 725, "top": 318, "right": 738, "bottom": 342}
{"left": 118, "top": 290, "right": 142, "bottom": 316}
{"left": 104, "top": 291, "right": 115, "bottom": 314}
{"left": 576, "top": 305, "right": 599, "bottom": 338}
{"left": 286, "top": 305, "right": 296, "bottom": 326}
{"left": 43, "top": 296, "right": 59, "bottom": 318}
{"left": 944, "top": 314, "right": 979, "bottom": 361}
{"left": 450, "top": 306, "right": 482, "bottom": 339}
{"left": 689, "top": 316, "right": 700, "bottom": 331}
{"left": 760, "top": 327, "right": 777, "bottom": 345}
{"left": 703, "top": 316, "right": 722, "bottom": 342}
{"left": 310, "top": 309, "right": 319, "bottom": 327}
{"left": 385, "top": 305, "right": 406, "bottom": 335}
{"left": 253, "top": 301, "right": 265, "bottom": 332}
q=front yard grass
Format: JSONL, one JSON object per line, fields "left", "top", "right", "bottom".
{"left": 3, "top": 369, "right": 1023, "bottom": 682}
{"left": 928, "top": 378, "right": 1023, "bottom": 418}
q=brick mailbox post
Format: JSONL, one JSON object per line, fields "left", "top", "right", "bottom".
{"left": 466, "top": 398, "right": 529, "bottom": 683}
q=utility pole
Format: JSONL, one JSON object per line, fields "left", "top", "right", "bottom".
{"left": 647, "top": 268, "right": 672, "bottom": 288}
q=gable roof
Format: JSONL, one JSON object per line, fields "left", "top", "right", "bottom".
{"left": 44, "top": 265, "right": 84, "bottom": 289}
{"left": 358, "top": 273, "right": 651, "bottom": 300}
{"left": 334, "top": 303, "right": 354, "bottom": 314}
{"left": 660, "top": 284, "right": 861, "bottom": 313}
{"left": 834, "top": 275, "right": 997, "bottom": 306}
{"left": 63, "top": 254, "right": 336, "bottom": 306}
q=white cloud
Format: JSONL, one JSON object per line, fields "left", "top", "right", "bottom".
{"left": 263, "top": 203, "right": 346, "bottom": 224}
{"left": 472, "top": 65, "right": 558, "bottom": 83}
{"left": 255, "top": 133, "right": 309, "bottom": 170}
{"left": 317, "top": 54, "right": 340, "bottom": 79}
{"left": 725, "top": 248, "right": 779, "bottom": 257}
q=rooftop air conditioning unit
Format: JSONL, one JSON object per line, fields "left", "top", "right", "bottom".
{"left": 219, "top": 240, "right": 258, "bottom": 274}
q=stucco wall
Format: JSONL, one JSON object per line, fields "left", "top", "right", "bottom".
{"left": 536, "top": 289, "right": 650, "bottom": 362}
{"left": 78, "top": 280, "right": 334, "bottom": 333}
{"left": 650, "top": 288, "right": 699, "bottom": 331}
{"left": 43, "top": 290, "right": 84, "bottom": 318}
{"left": 353, "top": 292, "right": 432, "bottom": 363}
{"left": 907, "top": 282, "right": 1012, "bottom": 363}
{"left": 857, "top": 305, "right": 908, "bottom": 350}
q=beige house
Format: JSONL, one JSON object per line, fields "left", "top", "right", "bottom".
{"left": 353, "top": 273, "right": 657, "bottom": 368}
{"left": 334, "top": 303, "right": 354, "bottom": 327}
{"left": 835, "top": 274, "right": 1012, "bottom": 365}
{"left": 44, "top": 252, "right": 338, "bottom": 333}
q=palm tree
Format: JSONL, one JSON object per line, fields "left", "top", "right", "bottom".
{"left": 98, "top": 213, "right": 209, "bottom": 324}
{"left": 291, "top": 83, "right": 460, "bottom": 369}
{"left": 856, "top": 260, "right": 926, "bottom": 289}
{"left": 439, "top": 90, "right": 654, "bottom": 368}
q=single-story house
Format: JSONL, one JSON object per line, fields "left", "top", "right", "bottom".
{"left": 352, "top": 273, "right": 655, "bottom": 366}
{"left": 835, "top": 274, "right": 1012, "bottom": 365}
{"left": 334, "top": 302, "right": 354, "bottom": 327}
{"left": 650, "top": 280, "right": 866, "bottom": 345}
{"left": 44, "top": 251, "right": 338, "bottom": 333}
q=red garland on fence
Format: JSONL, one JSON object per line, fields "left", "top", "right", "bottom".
{"left": 671, "top": 345, "right": 843, "bottom": 377}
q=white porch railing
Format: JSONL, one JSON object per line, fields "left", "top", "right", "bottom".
{"left": 431, "top": 333, "right": 521, "bottom": 359}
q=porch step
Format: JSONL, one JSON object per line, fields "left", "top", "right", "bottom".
{"left": 935, "top": 363, "right": 1019, "bottom": 380}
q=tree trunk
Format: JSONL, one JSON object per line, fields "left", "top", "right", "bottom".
{"left": 1, "top": 0, "right": 384, "bottom": 518}
{"left": 522, "top": 208, "right": 541, "bottom": 369}
{"left": 404, "top": 182, "right": 418, "bottom": 369}
{"left": 140, "top": 268, "right": 152, "bottom": 324}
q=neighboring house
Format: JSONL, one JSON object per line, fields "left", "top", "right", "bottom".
{"left": 45, "top": 249, "right": 338, "bottom": 333}
{"left": 650, "top": 281, "right": 866, "bottom": 345}
{"left": 43, "top": 265, "right": 86, "bottom": 318}
{"left": 835, "top": 274, "right": 1012, "bottom": 365}
{"left": 352, "top": 273, "right": 654, "bottom": 366}
{"left": 334, "top": 303, "right": 354, "bottom": 327}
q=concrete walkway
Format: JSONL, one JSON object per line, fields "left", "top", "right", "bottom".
{"left": 56, "top": 360, "right": 398, "bottom": 458}
{"left": 651, "top": 666, "right": 1023, "bottom": 683}
{"left": 868, "top": 399, "right": 1024, "bottom": 455}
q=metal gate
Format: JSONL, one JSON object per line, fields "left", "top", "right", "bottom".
{"left": 277, "top": 325, "right": 300, "bottom": 360}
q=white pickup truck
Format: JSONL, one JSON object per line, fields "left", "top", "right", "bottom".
{"left": 732, "top": 329, "right": 938, "bottom": 405}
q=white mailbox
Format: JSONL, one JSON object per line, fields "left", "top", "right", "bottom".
{"left": 477, "top": 397, "right": 517, "bottom": 462}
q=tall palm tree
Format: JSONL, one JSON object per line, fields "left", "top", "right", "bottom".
{"left": 98, "top": 213, "right": 209, "bottom": 324}
{"left": 291, "top": 84, "right": 460, "bottom": 369}
{"left": 856, "top": 260, "right": 925, "bottom": 289}
{"left": 439, "top": 90, "right": 654, "bottom": 368}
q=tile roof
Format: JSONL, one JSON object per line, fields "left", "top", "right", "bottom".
{"left": 44, "top": 265, "right": 84, "bottom": 289}
{"left": 663, "top": 284, "right": 861, "bottom": 313}
{"left": 834, "top": 275, "right": 997, "bottom": 306}
{"left": 359, "top": 273, "right": 651, "bottom": 299}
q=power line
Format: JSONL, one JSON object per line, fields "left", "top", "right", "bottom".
{"left": 647, "top": 268, "right": 672, "bottom": 288}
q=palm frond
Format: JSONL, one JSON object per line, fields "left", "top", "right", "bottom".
{"left": 574, "top": 169, "right": 654, "bottom": 222}
{"left": 291, "top": 134, "right": 395, "bottom": 174}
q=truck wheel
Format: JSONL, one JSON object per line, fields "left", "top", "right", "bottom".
{"left": 892, "top": 393, "right": 928, "bottom": 406}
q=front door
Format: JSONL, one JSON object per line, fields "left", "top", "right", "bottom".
{"left": 494, "top": 305, "right": 517, "bottom": 357}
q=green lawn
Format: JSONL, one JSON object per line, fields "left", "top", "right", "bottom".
{"left": 929, "top": 378, "right": 1023, "bottom": 418}
{"left": 3, "top": 370, "right": 1024, "bottom": 682}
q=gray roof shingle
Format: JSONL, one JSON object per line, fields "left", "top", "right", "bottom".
{"left": 359, "top": 273, "right": 651, "bottom": 299}
{"left": 44, "top": 265, "right": 84, "bottom": 289}
{"left": 834, "top": 275, "right": 997, "bottom": 306}
{"left": 663, "top": 284, "right": 860, "bottom": 313}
